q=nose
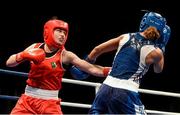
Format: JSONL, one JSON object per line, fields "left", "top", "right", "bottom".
{"left": 60, "top": 33, "right": 66, "bottom": 39}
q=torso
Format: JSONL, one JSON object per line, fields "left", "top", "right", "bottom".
{"left": 27, "top": 43, "right": 65, "bottom": 90}
{"left": 109, "top": 33, "right": 156, "bottom": 85}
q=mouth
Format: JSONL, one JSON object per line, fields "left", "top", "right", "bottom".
{"left": 57, "top": 37, "right": 65, "bottom": 44}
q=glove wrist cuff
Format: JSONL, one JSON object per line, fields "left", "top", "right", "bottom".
{"left": 103, "top": 67, "right": 110, "bottom": 77}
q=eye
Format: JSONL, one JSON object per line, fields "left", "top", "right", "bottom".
{"left": 60, "top": 30, "right": 67, "bottom": 35}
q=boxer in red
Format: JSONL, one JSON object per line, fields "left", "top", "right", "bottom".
{"left": 6, "top": 18, "right": 110, "bottom": 114}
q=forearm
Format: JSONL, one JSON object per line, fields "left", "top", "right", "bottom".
{"left": 153, "top": 56, "right": 164, "bottom": 73}
{"left": 88, "top": 37, "right": 120, "bottom": 61}
{"left": 87, "top": 44, "right": 115, "bottom": 61}
{"left": 88, "top": 65, "right": 110, "bottom": 77}
{"left": 74, "top": 59, "right": 108, "bottom": 77}
{"left": 6, "top": 48, "right": 45, "bottom": 67}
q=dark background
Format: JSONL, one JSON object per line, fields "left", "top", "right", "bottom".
{"left": 0, "top": 0, "right": 180, "bottom": 114}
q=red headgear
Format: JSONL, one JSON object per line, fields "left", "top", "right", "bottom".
{"left": 43, "top": 19, "right": 69, "bottom": 48}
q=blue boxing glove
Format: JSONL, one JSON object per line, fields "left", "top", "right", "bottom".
{"left": 155, "top": 25, "right": 171, "bottom": 53}
{"left": 69, "top": 55, "right": 96, "bottom": 80}
{"left": 69, "top": 65, "right": 89, "bottom": 80}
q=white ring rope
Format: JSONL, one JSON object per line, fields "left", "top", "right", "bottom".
{"left": 62, "top": 78, "right": 101, "bottom": 93}
{"left": 61, "top": 102, "right": 91, "bottom": 109}
{"left": 0, "top": 69, "right": 180, "bottom": 114}
{"left": 138, "top": 88, "right": 180, "bottom": 98}
{"left": 1, "top": 94, "right": 180, "bottom": 114}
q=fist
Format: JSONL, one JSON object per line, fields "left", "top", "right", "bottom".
{"left": 17, "top": 48, "right": 45, "bottom": 64}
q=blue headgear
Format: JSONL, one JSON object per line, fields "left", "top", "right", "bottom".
{"left": 139, "top": 12, "right": 167, "bottom": 34}
{"left": 156, "top": 25, "right": 171, "bottom": 46}
{"left": 162, "top": 25, "right": 171, "bottom": 46}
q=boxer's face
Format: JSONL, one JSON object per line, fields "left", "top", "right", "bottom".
{"left": 53, "top": 28, "right": 67, "bottom": 45}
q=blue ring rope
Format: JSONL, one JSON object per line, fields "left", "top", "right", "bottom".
{"left": 0, "top": 69, "right": 28, "bottom": 78}
{"left": 0, "top": 95, "right": 19, "bottom": 100}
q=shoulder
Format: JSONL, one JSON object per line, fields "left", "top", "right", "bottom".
{"left": 151, "top": 47, "right": 163, "bottom": 58}
{"left": 146, "top": 47, "right": 163, "bottom": 64}
{"left": 62, "top": 50, "right": 79, "bottom": 64}
{"left": 117, "top": 33, "right": 130, "bottom": 44}
{"left": 119, "top": 33, "right": 129, "bottom": 39}
{"left": 144, "top": 45, "right": 162, "bottom": 56}
{"left": 63, "top": 50, "right": 76, "bottom": 57}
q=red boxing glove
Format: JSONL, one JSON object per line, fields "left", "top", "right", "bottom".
{"left": 103, "top": 67, "right": 110, "bottom": 77}
{"left": 16, "top": 48, "right": 45, "bottom": 64}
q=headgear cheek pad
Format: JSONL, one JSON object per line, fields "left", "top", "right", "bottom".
{"left": 139, "top": 12, "right": 167, "bottom": 35}
{"left": 44, "top": 19, "right": 69, "bottom": 48}
{"left": 163, "top": 25, "right": 171, "bottom": 46}
{"left": 156, "top": 25, "right": 171, "bottom": 46}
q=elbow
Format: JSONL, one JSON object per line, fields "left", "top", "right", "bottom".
{"left": 93, "top": 46, "right": 102, "bottom": 56}
{"left": 6, "top": 61, "right": 10, "bottom": 67}
{"left": 6, "top": 59, "right": 11, "bottom": 67}
{"left": 153, "top": 60, "right": 164, "bottom": 73}
{"left": 6, "top": 54, "right": 18, "bottom": 67}
{"left": 6, "top": 61, "right": 15, "bottom": 67}
{"left": 88, "top": 47, "right": 101, "bottom": 61}
{"left": 153, "top": 66, "right": 163, "bottom": 73}
{"left": 94, "top": 46, "right": 101, "bottom": 53}
{"left": 154, "top": 69, "right": 163, "bottom": 73}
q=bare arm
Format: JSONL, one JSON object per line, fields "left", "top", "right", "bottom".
{"left": 146, "top": 48, "right": 164, "bottom": 73}
{"left": 153, "top": 48, "right": 164, "bottom": 73}
{"left": 6, "top": 43, "right": 36, "bottom": 67}
{"left": 88, "top": 35, "right": 124, "bottom": 61}
{"left": 63, "top": 50, "right": 109, "bottom": 77}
